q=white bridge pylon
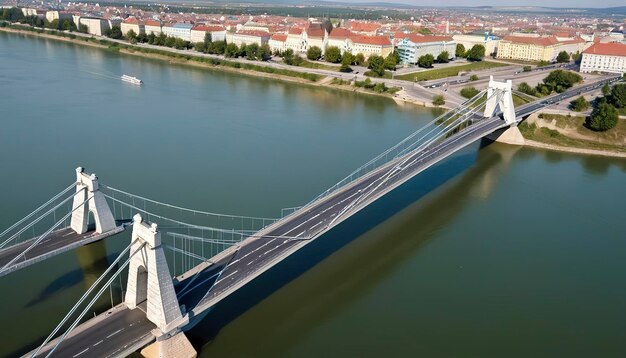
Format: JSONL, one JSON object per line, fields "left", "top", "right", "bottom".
{"left": 484, "top": 75, "right": 516, "bottom": 125}
{"left": 125, "top": 214, "right": 189, "bottom": 335}
{"left": 70, "top": 167, "right": 116, "bottom": 234}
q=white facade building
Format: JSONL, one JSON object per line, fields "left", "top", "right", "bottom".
{"left": 580, "top": 42, "right": 626, "bottom": 74}
{"left": 162, "top": 23, "right": 193, "bottom": 41}
{"left": 394, "top": 33, "right": 456, "bottom": 64}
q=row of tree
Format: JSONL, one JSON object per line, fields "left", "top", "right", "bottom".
{"left": 454, "top": 44, "right": 486, "bottom": 62}
{"left": 517, "top": 69, "right": 583, "bottom": 97}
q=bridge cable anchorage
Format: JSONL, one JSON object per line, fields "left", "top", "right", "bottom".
{"left": 36, "top": 241, "right": 147, "bottom": 358}
{"left": 102, "top": 193, "right": 267, "bottom": 238}
{"left": 0, "top": 182, "right": 78, "bottom": 249}
{"left": 327, "top": 89, "right": 503, "bottom": 227}
{"left": 0, "top": 190, "right": 92, "bottom": 274}
{"left": 0, "top": 181, "right": 77, "bottom": 241}
{"left": 30, "top": 239, "right": 137, "bottom": 358}
{"left": 100, "top": 184, "right": 277, "bottom": 223}
{"left": 307, "top": 89, "right": 490, "bottom": 207}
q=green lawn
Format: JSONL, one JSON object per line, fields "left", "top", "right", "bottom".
{"left": 519, "top": 113, "right": 626, "bottom": 153}
{"left": 395, "top": 61, "right": 508, "bottom": 82}
{"left": 298, "top": 60, "right": 339, "bottom": 71}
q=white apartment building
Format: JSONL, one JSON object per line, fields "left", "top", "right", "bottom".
{"left": 162, "top": 23, "right": 193, "bottom": 41}
{"left": 453, "top": 34, "right": 500, "bottom": 56}
{"left": 121, "top": 17, "right": 144, "bottom": 35}
{"left": 190, "top": 25, "right": 226, "bottom": 43}
{"left": 79, "top": 17, "right": 110, "bottom": 36}
{"left": 394, "top": 33, "right": 456, "bottom": 64}
{"left": 144, "top": 20, "right": 162, "bottom": 35}
{"left": 580, "top": 42, "right": 626, "bottom": 74}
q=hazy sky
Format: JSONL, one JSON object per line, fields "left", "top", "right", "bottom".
{"left": 327, "top": 0, "right": 625, "bottom": 8}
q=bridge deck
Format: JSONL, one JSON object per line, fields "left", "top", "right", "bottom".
{"left": 0, "top": 226, "right": 125, "bottom": 277}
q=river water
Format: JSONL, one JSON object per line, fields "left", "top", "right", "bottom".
{"left": 1, "top": 32, "right": 625, "bottom": 357}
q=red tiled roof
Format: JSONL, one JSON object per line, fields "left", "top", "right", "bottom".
{"left": 347, "top": 21, "right": 380, "bottom": 33}
{"left": 352, "top": 35, "right": 391, "bottom": 46}
{"left": 288, "top": 27, "right": 304, "bottom": 35}
{"left": 236, "top": 30, "right": 270, "bottom": 37}
{"left": 583, "top": 42, "right": 626, "bottom": 57}
{"left": 192, "top": 25, "right": 225, "bottom": 32}
{"left": 123, "top": 17, "right": 139, "bottom": 24}
{"left": 144, "top": 20, "right": 161, "bottom": 27}
{"left": 271, "top": 33, "right": 287, "bottom": 42}
{"left": 394, "top": 32, "right": 453, "bottom": 43}
{"left": 307, "top": 27, "right": 325, "bottom": 38}
{"left": 329, "top": 28, "right": 354, "bottom": 39}
{"left": 502, "top": 35, "right": 558, "bottom": 46}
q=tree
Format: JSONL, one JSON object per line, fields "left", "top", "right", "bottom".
{"left": 455, "top": 43, "right": 465, "bottom": 58}
{"left": 2, "top": 7, "right": 24, "bottom": 22}
{"left": 105, "top": 25, "right": 123, "bottom": 39}
{"left": 601, "top": 83, "right": 610, "bottom": 96}
{"left": 210, "top": 40, "right": 226, "bottom": 55}
{"left": 587, "top": 102, "right": 618, "bottom": 131}
{"left": 383, "top": 53, "right": 397, "bottom": 71}
{"left": 417, "top": 54, "right": 434, "bottom": 68}
{"left": 392, "top": 49, "right": 400, "bottom": 64}
{"left": 340, "top": 54, "right": 353, "bottom": 73}
{"left": 540, "top": 70, "right": 582, "bottom": 93}
{"left": 194, "top": 42, "right": 206, "bottom": 53}
{"left": 437, "top": 51, "right": 450, "bottom": 63}
{"left": 460, "top": 86, "right": 479, "bottom": 99}
{"left": 164, "top": 36, "right": 176, "bottom": 48}
{"left": 367, "top": 55, "right": 385, "bottom": 77}
{"left": 125, "top": 29, "right": 137, "bottom": 42}
{"left": 569, "top": 96, "right": 589, "bottom": 111}
{"left": 354, "top": 53, "right": 365, "bottom": 66}
{"left": 245, "top": 43, "right": 259, "bottom": 60}
{"left": 470, "top": 74, "right": 478, "bottom": 81}
{"left": 78, "top": 24, "right": 89, "bottom": 34}
{"left": 258, "top": 44, "right": 271, "bottom": 61}
{"left": 62, "top": 19, "right": 76, "bottom": 32}
{"left": 203, "top": 32, "right": 212, "bottom": 47}
{"left": 433, "top": 94, "right": 445, "bottom": 106}
{"left": 556, "top": 51, "right": 570, "bottom": 63}
{"left": 466, "top": 44, "right": 486, "bottom": 61}
{"left": 325, "top": 46, "right": 342, "bottom": 63}
{"left": 523, "top": 65, "right": 532, "bottom": 72}
{"left": 609, "top": 83, "right": 626, "bottom": 108}
{"left": 282, "top": 48, "right": 295, "bottom": 64}
{"left": 45, "top": 19, "right": 59, "bottom": 30}
{"left": 225, "top": 43, "right": 239, "bottom": 58}
{"left": 518, "top": 82, "right": 537, "bottom": 97}
{"left": 136, "top": 32, "right": 148, "bottom": 43}
{"left": 307, "top": 46, "right": 322, "bottom": 61}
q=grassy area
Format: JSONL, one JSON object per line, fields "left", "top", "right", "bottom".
{"left": 395, "top": 61, "right": 507, "bottom": 82}
{"left": 364, "top": 70, "right": 392, "bottom": 79}
{"left": 298, "top": 60, "right": 339, "bottom": 72}
{"left": 519, "top": 113, "right": 626, "bottom": 153}
{"left": 330, "top": 77, "right": 400, "bottom": 95}
{"left": 1, "top": 24, "right": 323, "bottom": 82}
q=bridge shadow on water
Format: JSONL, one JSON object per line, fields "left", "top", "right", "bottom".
{"left": 186, "top": 139, "right": 517, "bottom": 350}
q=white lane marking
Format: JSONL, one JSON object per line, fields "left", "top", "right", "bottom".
{"left": 106, "top": 328, "right": 123, "bottom": 339}
{"left": 214, "top": 269, "right": 239, "bottom": 285}
{"left": 73, "top": 348, "right": 89, "bottom": 357}
{"left": 93, "top": 340, "right": 103, "bottom": 347}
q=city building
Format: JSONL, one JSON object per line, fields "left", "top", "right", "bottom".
{"left": 394, "top": 33, "right": 456, "bottom": 64}
{"left": 144, "top": 20, "right": 162, "bottom": 35}
{"left": 580, "top": 42, "right": 626, "bottom": 74}
{"left": 351, "top": 35, "right": 394, "bottom": 59}
{"left": 162, "top": 23, "right": 193, "bottom": 41}
{"left": 190, "top": 25, "right": 226, "bottom": 43}
{"left": 78, "top": 17, "right": 110, "bottom": 36}
{"left": 227, "top": 30, "right": 271, "bottom": 47}
{"left": 121, "top": 17, "right": 144, "bottom": 36}
{"left": 269, "top": 33, "right": 287, "bottom": 53}
{"left": 453, "top": 33, "right": 500, "bottom": 56}
{"left": 496, "top": 35, "right": 586, "bottom": 62}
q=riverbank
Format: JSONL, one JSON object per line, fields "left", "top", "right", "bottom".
{"left": 519, "top": 111, "right": 626, "bottom": 158}
{"left": 0, "top": 25, "right": 441, "bottom": 109}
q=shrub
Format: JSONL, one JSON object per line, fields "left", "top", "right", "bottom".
{"left": 433, "top": 94, "right": 445, "bottom": 106}
{"left": 470, "top": 74, "right": 478, "bottom": 81}
{"left": 587, "top": 102, "right": 618, "bottom": 131}
{"left": 460, "top": 86, "right": 480, "bottom": 99}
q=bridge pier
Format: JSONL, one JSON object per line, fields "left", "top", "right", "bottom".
{"left": 486, "top": 126, "right": 526, "bottom": 145}
{"left": 70, "top": 167, "right": 116, "bottom": 234}
{"left": 140, "top": 331, "right": 197, "bottom": 358}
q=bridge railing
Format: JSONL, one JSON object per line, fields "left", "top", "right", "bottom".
{"left": 302, "top": 90, "right": 493, "bottom": 209}
{"left": 0, "top": 182, "right": 78, "bottom": 252}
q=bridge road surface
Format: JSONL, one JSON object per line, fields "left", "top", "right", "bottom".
{"left": 30, "top": 75, "right": 620, "bottom": 357}
{"left": 0, "top": 226, "right": 124, "bottom": 277}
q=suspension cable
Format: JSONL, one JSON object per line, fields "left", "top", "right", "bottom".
{"left": 0, "top": 192, "right": 92, "bottom": 274}
{"left": 0, "top": 182, "right": 77, "bottom": 241}
{"left": 101, "top": 185, "right": 276, "bottom": 222}
{"left": 0, "top": 192, "right": 77, "bottom": 250}
{"left": 41, "top": 242, "right": 146, "bottom": 358}
{"left": 30, "top": 239, "right": 136, "bottom": 358}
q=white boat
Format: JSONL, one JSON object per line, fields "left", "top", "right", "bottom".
{"left": 121, "top": 74, "right": 143, "bottom": 85}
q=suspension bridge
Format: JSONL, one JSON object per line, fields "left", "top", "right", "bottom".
{"left": 0, "top": 76, "right": 618, "bottom": 357}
